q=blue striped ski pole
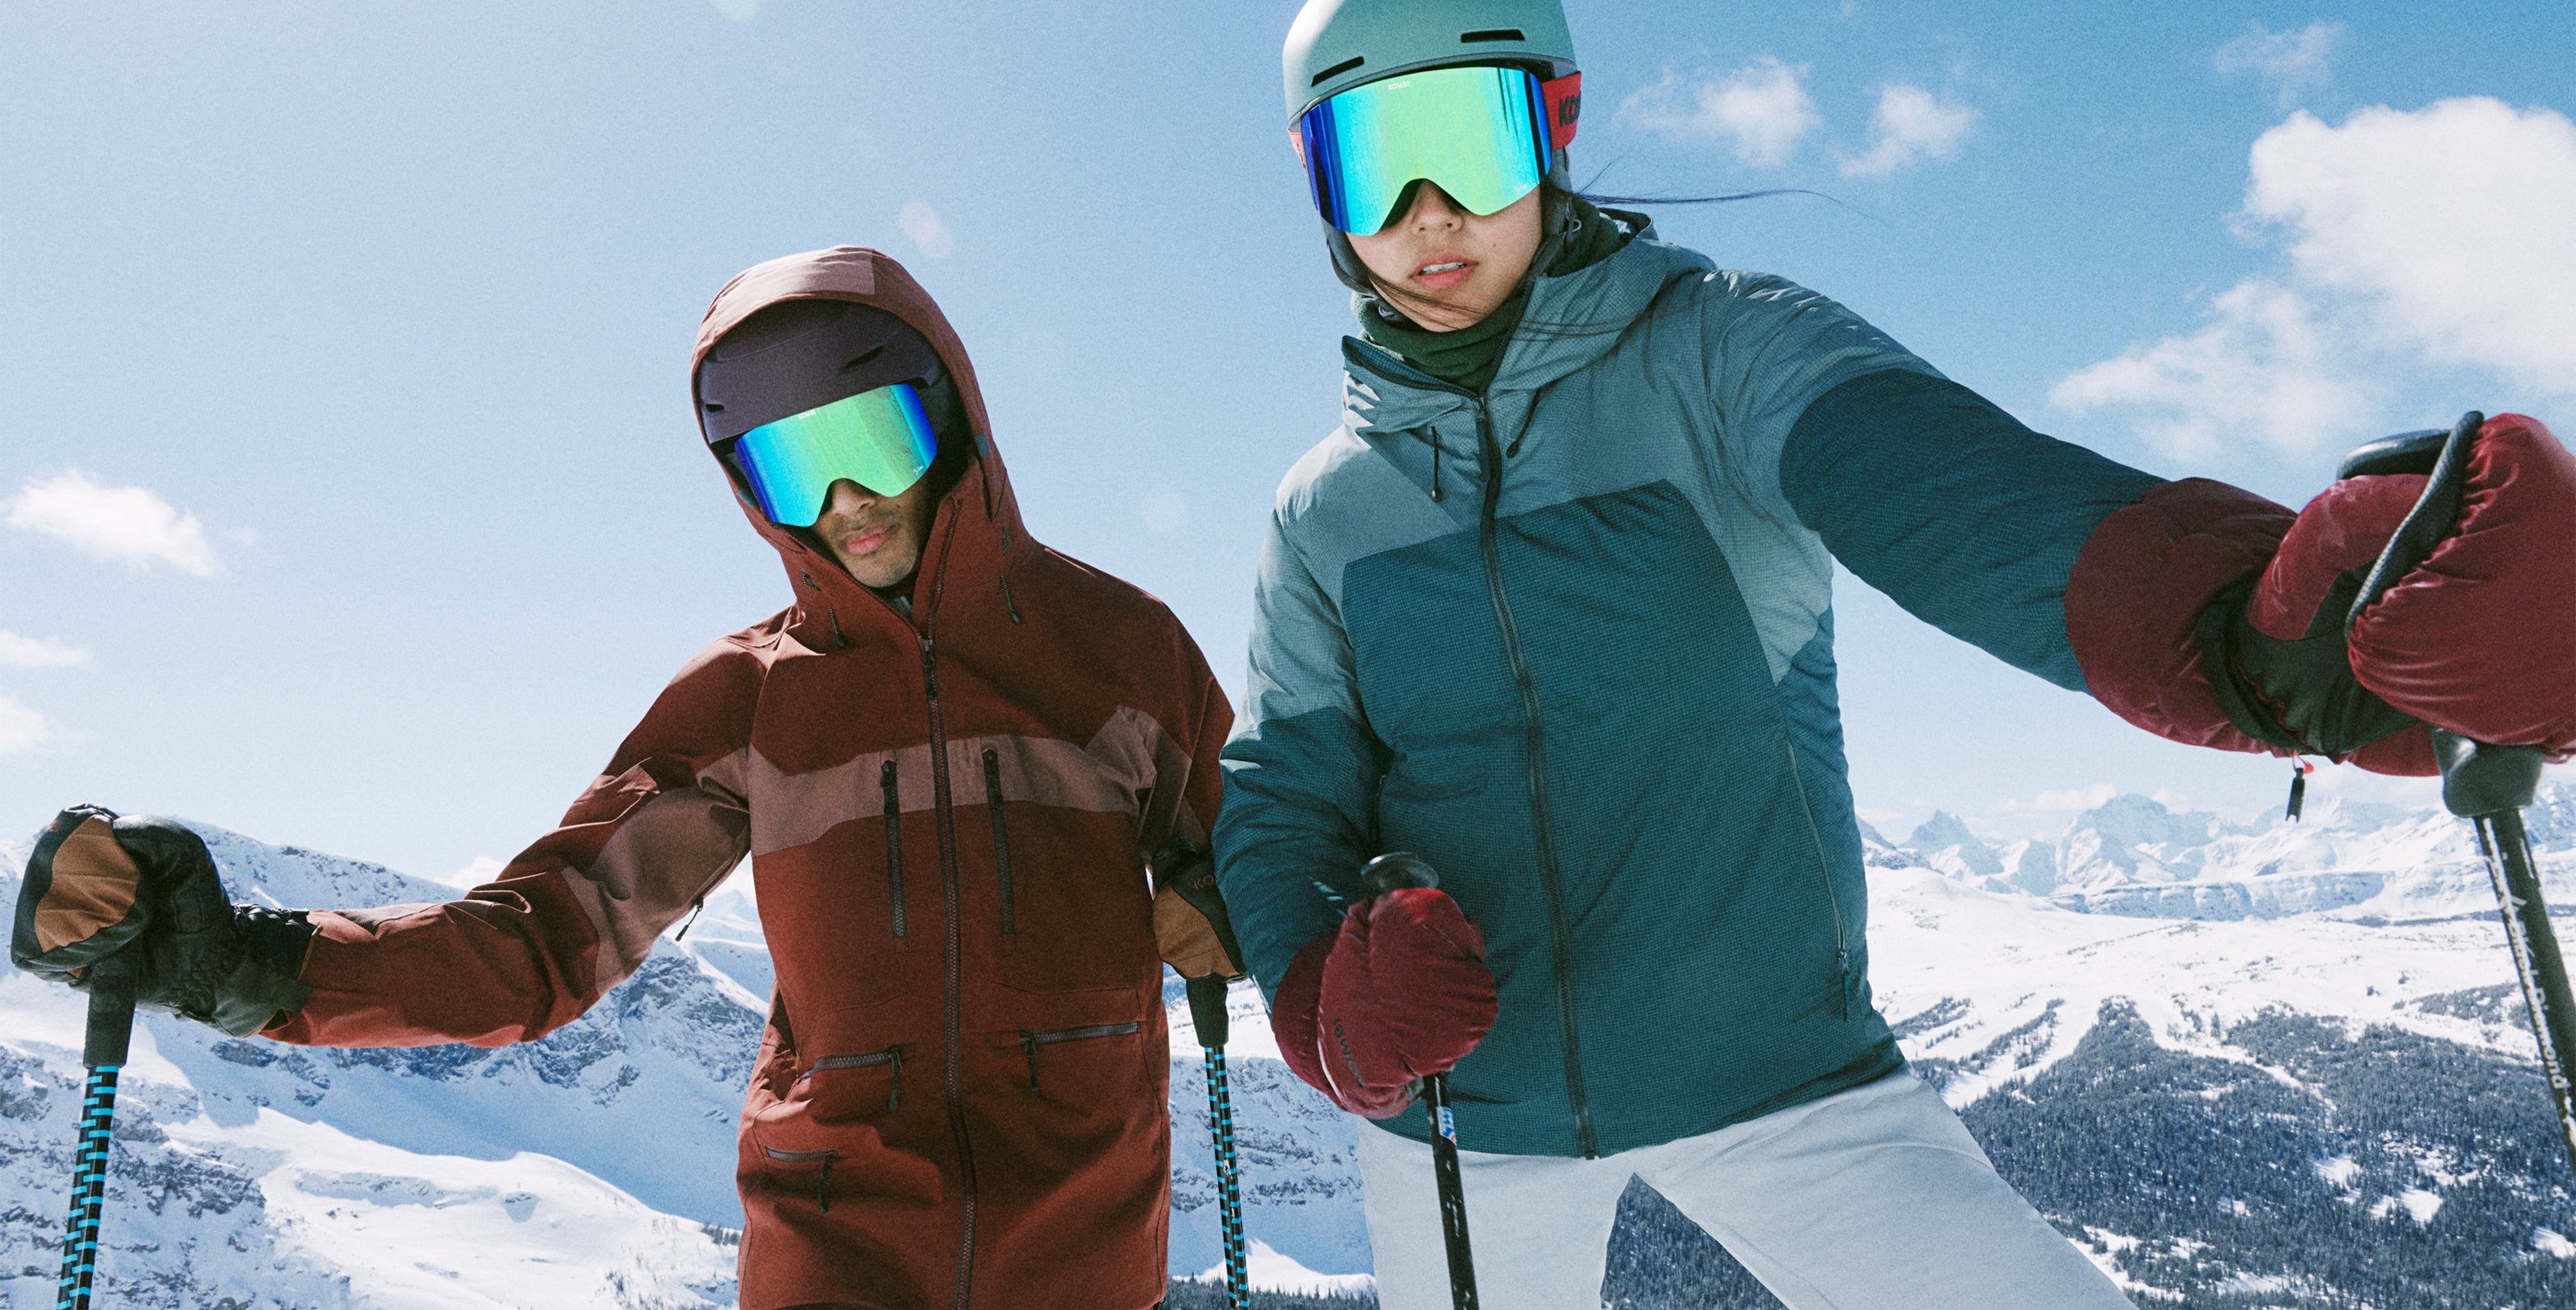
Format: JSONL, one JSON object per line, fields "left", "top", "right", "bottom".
{"left": 1186, "top": 975, "right": 1251, "bottom": 1310}
{"left": 58, "top": 953, "right": 138, "bottom": 1310}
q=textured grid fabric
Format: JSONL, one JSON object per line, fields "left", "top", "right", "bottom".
{"left": 1218, "top": 222, "right": 2161, "bottom": 1160}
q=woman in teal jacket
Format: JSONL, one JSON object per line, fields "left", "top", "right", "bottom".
{"left": 1214, "top": 2, "right": 2573, "bottom": 1307}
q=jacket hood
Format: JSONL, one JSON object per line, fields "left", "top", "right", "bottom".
{"left": 692, "top": 247, "right": 1031, "bottom": 643}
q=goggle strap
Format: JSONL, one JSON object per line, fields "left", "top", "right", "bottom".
{"left": 1543, "top": 71, "right": 1582, "bottom": 148}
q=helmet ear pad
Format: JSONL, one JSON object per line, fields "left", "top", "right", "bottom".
{"left": 697, "top": 300, "right": 946, "bottom": 445}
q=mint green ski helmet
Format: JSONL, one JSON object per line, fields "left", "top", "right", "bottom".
{"left": 1284, "top": 0, "right": 1578, "bottom": 120}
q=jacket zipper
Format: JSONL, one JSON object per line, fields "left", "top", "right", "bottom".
{"left": 916, "top": 511, "right": 977, "bottom": 1310}
{"left": 982, "top": 748, "right": 1015, "bottom": 936}
{"left": 761, "top": 1145, "right": 841, "bottom": 1212}
{"left": 882, "top": 760, "right": 908, "bottom": 939}
{"left": 1014, "top": 1021, "right": 1141, "bottom": 1089}
{"left": 801, "top": 1046, "right": 906, "bottom": 1109}
{"left": 1779, "top": 735, "right": 1854, "bottom": 1020}
{"left": 1472, "top": 401, "right": 1599, "bottom": 1159}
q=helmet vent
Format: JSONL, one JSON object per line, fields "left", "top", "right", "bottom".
{"left": 1460, "top": 29, "right": 1525, "bottom": 43}
{"left": 1312, "top": 55, "right": 1365, "bottom": 85}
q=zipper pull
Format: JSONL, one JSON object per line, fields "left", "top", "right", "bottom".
{"left": 2285, "top": 758, "right": 2313, "bottom": 822}
{"left": 673, "top": 895, "right": 706, "bottom": 942}
{"left": 887, "top": 1046, "right": 903, "bottom": 1110}
{"left": 919, "top": 634, "right": 939, "bottom": 697}
{"left": 1020, "top": 1033, "right": 1040, "bottom": 1089}
{"left": 816, "top": 1150, "right": 836, "bottom": 1213}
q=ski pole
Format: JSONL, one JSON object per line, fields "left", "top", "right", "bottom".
{"left": 2431, "top": 732, "right": 2576, "bottom": 1172}
{"left": 1360, "top": 852, "right": 1478, "bottom": 1310}
{"left": 1185, "top": 973, "right": 1251, "bottom": 1310}
{"left": 59, "top": 952, "right": 138, "bottom": 1310}
{"left": 2336, "top": 411, "right": 2576, "bottom": 1174}
{"left": 1151, "top": 839, "right": 1251, "bottom": 1310}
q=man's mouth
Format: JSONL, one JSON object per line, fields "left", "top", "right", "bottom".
{"left": 840, "top": 523, "right": 896, "bottom": 555}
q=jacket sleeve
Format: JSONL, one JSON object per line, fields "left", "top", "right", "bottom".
{"left": 267, "top": 639, "right": 759, "bottom": 1048}
{"left": 1212, "top": 511, "right": 1378, "bottom": 998}
{"left": 1704, "top": 273, "right": 2292, "bottom": 750}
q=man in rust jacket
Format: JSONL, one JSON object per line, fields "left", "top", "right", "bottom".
{"left": 13, "top": 247, "right": 1237, "bottom": 1310}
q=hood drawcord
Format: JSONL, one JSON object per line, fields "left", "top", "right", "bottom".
{"left": 829, "top": 609, "right": 849, "bottom": 649}
{"left": 1000, "top": 575, "right": 1024, "bottom": 625}
{"left": 1427, "top": 432, "right": 1445, "bottom": 503}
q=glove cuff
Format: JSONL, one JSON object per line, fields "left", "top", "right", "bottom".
{"left": 199, "top": 906, "right": 316, "bottom": 1037}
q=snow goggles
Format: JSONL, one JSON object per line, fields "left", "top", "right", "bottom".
{"left": 727, "top": 382, "right": 938, "bottom": 527}
{"left": 1295, "top": 64, "right": 1582, "bottom": 234}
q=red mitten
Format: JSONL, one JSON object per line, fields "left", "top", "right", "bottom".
{"left": 2348, "top": 414, "right": 2576, "bottom": 755}
{"left": 1269, "top": 887, "right": 1497, "bottom": 1119}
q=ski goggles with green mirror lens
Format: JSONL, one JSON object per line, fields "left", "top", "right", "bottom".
{"left": 727, "top": 382, "right": 938, "bottom": 527}
{"left": 1295, "top": 64, "right": 1582, "bottom": 234}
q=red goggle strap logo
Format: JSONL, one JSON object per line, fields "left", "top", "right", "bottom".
{"left": 1543, "top": 71, "right": 1582, "bottom": 147}
{"left": 1288, "top": 68, "right": 1582, "bottom": 165}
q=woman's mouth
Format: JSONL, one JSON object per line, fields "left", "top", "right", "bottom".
{"left": 1413, "top": 258, "right": 1476, "bottom": 291}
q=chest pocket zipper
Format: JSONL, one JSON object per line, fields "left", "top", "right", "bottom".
{"left": 1015, "top": 1021, "right": 1141, "bottom": 1089}
{"left": 802, "top": 1046, "right": 906, "bottom": 1109}
{"left": 880, "top": 760, "right": 907, "bottom": 939}
{"left": 982, "top": 748, "right": 1015, "bottom": 936}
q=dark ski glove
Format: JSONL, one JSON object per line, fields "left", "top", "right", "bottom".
{"left": 10, "top": 806, "right": 316, "bottom": 1037}
{"left": 2201, "top": 412, "right": 2576, "bottom": 771}
{"left": 1149, "top": 837, "right": 1244, "bottom": 981}
{"left": 1271, "top": 882, "right": 1496, "bottom": 1119}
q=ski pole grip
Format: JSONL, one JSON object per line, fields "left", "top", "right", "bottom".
{"left": 1361, "top": 852, "right": 1439, "bottom": 897}
{"left": 82, "top": 952, "right": 139, "bottom": 1068}
{"left": 1185, "top": 973, "right": 1230, "bottom": 1049}
{"left": 2431, "top": 728, "right": 2543, "bottom": 818}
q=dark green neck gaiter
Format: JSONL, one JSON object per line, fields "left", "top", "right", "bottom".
{"left": 1358, "top": 194, "right": 1628, "bottom": 393}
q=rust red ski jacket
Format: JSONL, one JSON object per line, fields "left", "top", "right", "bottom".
{"left": 265, "top": 247, "right": 1231, "bottom": 1310}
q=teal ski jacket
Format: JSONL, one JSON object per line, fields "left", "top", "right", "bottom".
{"left": 1214, "top": 213, "right": 2172, "bottom": 1158}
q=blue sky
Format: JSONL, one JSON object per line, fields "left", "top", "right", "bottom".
{"left": 3, "top": 1, "right": 2570, "bottom": 880}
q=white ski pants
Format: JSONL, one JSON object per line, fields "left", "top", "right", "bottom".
{"left": 1355, "top": 1068, "right": 2138, "bottom": 1309}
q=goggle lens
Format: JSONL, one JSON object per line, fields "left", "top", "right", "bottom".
{"left": 1299, "top": 65, "right": 1552, "bottom": 234}
{"left": 729, "top": 382, "right": 937, "bottom": 527}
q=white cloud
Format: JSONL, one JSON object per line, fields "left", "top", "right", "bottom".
{"left": 1994, "top": 783, "right": 2118, "bottom": 815}
{"left": 898, "top": 201, "right": 954, "bottom": 259}
{"left": 2051, "top": 278, "right": 2379, "bottom": 460}
{"left": 1140, "top": 488, "right": 1188, "bottom": 534}
{"left": 2248, "top": 99, "right": 2576, "bottom": 395}
{"left": 4, "top": 472, "right": 221, "bottom": 576}
{"left": 1619, "top": 58, "right": 1821, "bottom": 168}
{"left": 442, "top": 856, "right": 507, "bottom": 889}
{"left": 708, "top": 0, "right": 759, "bottom": 21}
{"left": 0, "top": 694, "right": 57, "bottom": 755}
{"left": 2055, "top": 97, "right": 2576, "bottom": 461}
{"left": 2215, "top": 22, "right": 2345, "bottom": 108}
{"left": 1840, "top": 85, "right": 1978, "bottom": 178}
{"left": 0, "top": 632, "right": 87, "bottom": 669}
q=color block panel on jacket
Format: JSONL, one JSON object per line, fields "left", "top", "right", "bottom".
{"left": 1340, "top": 482, "right": 1896, "bottom": 1155}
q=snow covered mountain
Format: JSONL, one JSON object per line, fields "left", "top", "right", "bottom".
{"left": 7, "top": 786, "right": 2575, "bottom": 1307}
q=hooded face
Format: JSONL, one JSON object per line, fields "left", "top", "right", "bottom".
{"left": 697, "top": 298, "right": 970, "bottom": 590}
